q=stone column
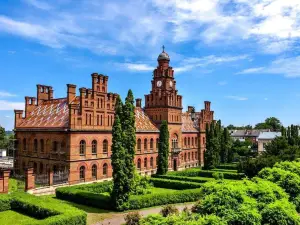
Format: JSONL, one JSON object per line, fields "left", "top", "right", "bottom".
{"left": 25, "top": 167, "right": 35, "bottom": 191}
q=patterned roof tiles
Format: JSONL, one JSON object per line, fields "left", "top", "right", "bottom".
{"left": 181, "top": 112, "right": 199, "bottom": 132}
{"left": 135, "top": 108, "right": 159, "bottom": 132}
{"left": 18, "top": 98, "right": 69, "bottom": 129}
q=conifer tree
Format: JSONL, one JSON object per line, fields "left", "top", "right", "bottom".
{"left": 122, "top": 90, "right": 136, "bottom": 193}
{"left": 204, "top": 123, "right": 214, "bottom": 169}
{"left": 157, "top": 120, "right": 169, "bottom": 175}
{"left": 111, "top": 96, "right": 128, "bottom": 209}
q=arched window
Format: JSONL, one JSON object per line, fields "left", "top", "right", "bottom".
{"left": 137, "top": 139, "right": 141, "bottom": 152}
{"left": 184, "top": 137, "right": 187, "bottom": 147}
{"left": 79, "top": 140, "right": 86, "bottom": 155}
{"left": 184, "top": 153, "right": 187, "bottom": 162}
{"left": 192, "top": 152, "right": 194, "bottom": 160}
{"left": 192, "top": 137, "right": 194, "bottom": 147}
{"left": 156, "top": 138, "right": 159, "bottom": 151}
{"left": 89, "top": 114, "right": 92, "bottom": 125}
{"left": 195, "top": 152, "right": 197, "bottom": 159}
{"left": 144, "top": 158, "right": 147, "bottom": 169}
{"left": 137, "top": 159, "right": 141, "bottom": 170}
{"left": 97, "top": 115, "right": 99, "bottom": 125}
{"left": 172, "top": 134, "right": 178, "bottom": 149}
{"left": 92, "top": 164, "right": 97, "bottom": 179}
{"left": 23, "top": 138, "right": 27, "bottom": 151}
{"left": 188, "top": 138, "right": 190, "bottom": 147}
{"left": 103, "top": 163, "right": 108, "bottom": 176}
{"left": 97, "top": 99, "right": 100, "bottom": 108}
{"left": 34, "top": 139, "right": 38, "bottom": 152}
{"left": 195, "top": 137, "right": 198, "bottom": 146}
{"left": 92, "top": 140, "right": 97, "bottom": 154}
{"left": 188, "top": 152, "right": 190, "bottom": 161}
{"left": 103, "top": 140, "right": 108, "bottom": 154}
{"left": 150, "top": 157, "right": 154, "bottom": 168}
{"left": 144, "top": 139, "right": 148, "bottom": 152}
{"left": 52, "top": 141, "right": 58, "bottom": 152}
{"left": 80, "top": 166, "right": 85, "bottom": 180}
{"left": 150, "top": 138, "right": 154, "bottom": 151}
{"left": 100, "top": 115, "right": 103, "bottom": 126}
{"left": 40, "top": 139, "right": 44, "bottom": 152}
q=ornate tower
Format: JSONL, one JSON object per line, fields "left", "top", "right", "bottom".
{"left": 144, "top": 47, "right": 183, "bottom": 126}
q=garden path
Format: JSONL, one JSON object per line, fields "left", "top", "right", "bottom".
{"left": 93, "top": 203, "right": 194, "bottom": 225}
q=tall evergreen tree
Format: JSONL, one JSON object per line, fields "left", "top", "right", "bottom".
{"left": 221, "top": 128, "right": 232, "bottom": 163}
{"left": 122, "top": 90, "right": 136, "bottom": 194}
{"left": 204, "top": 123, "right": 214, "bottom": 169}
{"left": 157, "top": 120, "right": 169, "bottom": 175}
{"left": 111, "top": 96, "right": 128, "bottom": 209}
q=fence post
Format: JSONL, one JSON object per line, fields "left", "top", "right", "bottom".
{"left": 48, "top": 168, "right": 53, "bottom": 186}
{"left": 25, "top": 167, "right": 35, "bottom": 191}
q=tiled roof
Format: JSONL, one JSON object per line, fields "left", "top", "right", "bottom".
{"left": 135, "top": 108, "right": 159, "bottom": 132}
{"left": 181, "top": 112, "right": 199, "bottom": 132}
{"left": 18, "top": 99, "right": 69, "bottom": 129}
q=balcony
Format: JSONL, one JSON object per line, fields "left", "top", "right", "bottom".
{"left": 171, "top": 147, "right": 182, "bottom": 154}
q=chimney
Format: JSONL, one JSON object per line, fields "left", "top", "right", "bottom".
{"left": 67, "top": 84, "right": 76, "bottom": 103}
{"left": 14, "top": 110, "right": 24, "bottom": 128}
{"left": 136, "top": 98, "right": 142, "bottom": 108}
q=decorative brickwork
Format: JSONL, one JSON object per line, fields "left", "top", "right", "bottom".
{"left": 14, "top": 49, "right": 214, "bottom": 185}
{"left": 0, "top": 169, "right": 10, "bottom": 194}
{"left": 25, "top": 167, "right": 35, "bottom": 191}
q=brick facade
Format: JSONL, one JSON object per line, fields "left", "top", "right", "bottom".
{"left": 14, "top": 49, "right": 214, "bottom": 184}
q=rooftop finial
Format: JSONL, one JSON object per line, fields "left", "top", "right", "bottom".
{"left": 162, "top": 45, "right": 165, "bottom": 52}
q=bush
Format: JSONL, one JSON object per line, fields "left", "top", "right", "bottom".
{"left": 150, "top": 178, "right": 202, "bottom": 190}
{"left": 160, "top": 205, "right": 179, "bottom": 217}
{"left": 216, "top": 164, "right": 237, "bottom": 170}
{"left": 132, "top": 173, "right": 152, "bottom": 195}
{"left": 152, "top": 174, "right": 212, "bottom": 183}
{"left": 261, "top": 199, "right": 300, "bottom": 225}
{"left": 274, "top": 161, "right": 300, "bottom": 176}
{"left": 212, "top": 172, "right": 224, "bottom": 180}
{"left": 0, "top": 194, "right": 11, "bottom": 211}
{"left": 124, "top": 212, "right": 141, "bottom": 225}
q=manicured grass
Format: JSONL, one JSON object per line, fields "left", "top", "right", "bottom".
{"left": 0, "top": 210, "right": 39, "bottom": 225}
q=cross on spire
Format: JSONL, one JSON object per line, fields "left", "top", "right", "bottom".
{"left": 162, "top": 45, "right": 165, "bottom": 52}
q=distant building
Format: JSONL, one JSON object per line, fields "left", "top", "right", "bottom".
{"left": 258, "top": 132, "right": 281, "bottom": 153}
{"left": 229, "top": 129, "right": 270, "bottom": 143}
{"left": 0, "top": 149, "right": 6, "bottom": 157}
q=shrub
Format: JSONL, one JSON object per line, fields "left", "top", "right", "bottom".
{"left": 150, "top": 178, "right": 202, "bottom": 190}
{"left": 160, "top": 205, "right": 179, "bottom": 217}
{"left": 131, "top": 173, "right": 152, "bottom": 195}
{"left": 212, "top": 172, "right": 223, "bottom": 180}
{"left": 124, "top": 212, "right": 141, "bottom": 225}
{"left": 274, "top": 161, "right": 300, "bottom": 176}
{"left": 0, "top": 194, "right": 11, "bottom": 211}
{"left": 152, "top": 174, "right": 212, "bottom": 183}
{"left": 216, "top": 164, "right": 237, "bottom": 170}
{"left": 261, "top": 199, "right": 300, "bottom": 225}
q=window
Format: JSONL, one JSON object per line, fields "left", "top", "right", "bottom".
{"left": 34, "top": 139, "right": 38, "bottom": 152}
{"left": 192, "top": 152, "right": 194, "bottom": 160}
{"left": 144, "top": 139, "right": 148, "bottom": 152}
{"left": 103, "top": 140, "right": 108, "bottom": 154}
{"left": 61, "top": 141, "right": 66, "bottom": 152}
{"left": 188, "top": 138, "right": 190, "bottom": 147}
{"left": 33, "top": 162, "right": 37, "bottom": 174}
{"left": 184, "top": 137, "right": 187, "bottom": 146}
{"left": 39, "top": 163, "right": 43, "bottom": 174}
{"left": 195, "top": 137, "right": 198, "bottom": 146}
{"left": 89, "top": 114, "right": 92, "bottom": 125}
{"left": 23, "top": 138, "right": 27, "bottom": 151}
{"left": 52, "top": 141, "right": 58, "bottom": 152}
{"left": 103, "top": 163, "right": 108, "bottom": 176}
{"left": 188, "top": 152, "right": 190, "bottom": 161}
{"left": 79, "top": 140, "right": 86, "bottom": 155}
{"left": 150, "top": 138, "right": 154, "bottom": 151}
{"left": 156, "top": 138, "right": 159, "bottom": 151}
{"left": 172, "top": 134, "right": 178, "bottom": 149}
{"left": 192, "top": 137, "right": 194, "bottom": 147}
{"left": 92, "top": 140, "right": 97, "bottom": 154}
{"left": 137, "top": 159, "right": 141, "bottom": 170}
{"left": 80, "top": 166, "right": 85, "bottom": 180}
{"left": 195, "top": 152, "right": 197, "bottom": 159}
{"left": 92, "top": 164, "right": 97, "bottom": 179}
{"left": 101, "top": 115, "right": 103, "bottom": 126}
{"left": 184, "top": 153, "right": 187, "bottom": 162}
{"left": 144, "top": 158, "right": 147, "bottom": 169}
{"left": 40, "top": 139, "right": 44, "bottom": 152}
{"left": 150, "top": 157, "right": 154, "bottom": 168}
{"left": 137, "top": 139, "right": 141, "bottom": 152}
{"left": 97, "top": 115, "right": 99, "bottom": 125}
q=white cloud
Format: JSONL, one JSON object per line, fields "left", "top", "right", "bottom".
{"left": 237, "top": 56, "right": 300, "bottom": 77}
{"left": 264, "top": 98, "right": 268, "bottom": 101}
{"left": 23, "top": 0, "right": 53, "bottom": 10}
{"left": 7, "top": 51, "right": 16, "bottom": 54}
{"left": 118, "top": 63, "right": 154, "bottom": 72}
{"left": 226, "top": 95, "right": 248, "bottom": 101}
{"left": 0, "top": 100, "right": 24, "bottom": 110}
{"left": 0, "top": 91, "right": 17, "bottom": 97}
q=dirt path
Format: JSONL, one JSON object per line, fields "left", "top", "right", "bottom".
{"left": 93, "top": 203, "right": 194, "bottom": 225}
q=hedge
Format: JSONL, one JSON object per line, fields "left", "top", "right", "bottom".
{"left": 0, "top": 193, "right": 86, "bottom": 225}
{"left": 152, "top": 174, "right": 212, "bottom": 184}
{"left": 216, "top": 164, "right": 237, "bottom": 170}
{"left": 168, "top": 168, "right": 244, "bottom": 180}
{"left": 149, "top": 178, "right": 202, "bottom": 189}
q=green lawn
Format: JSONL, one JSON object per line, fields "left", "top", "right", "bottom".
{"left": 0, "top": 210, "right": 39, "bottom": 225}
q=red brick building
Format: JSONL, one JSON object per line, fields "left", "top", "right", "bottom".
{"left": 14, "top": 49, "right": 214, "bottom": 184}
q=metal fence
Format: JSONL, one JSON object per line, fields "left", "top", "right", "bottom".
{"left": 53, "top": 171, "right": 69, "bottom": 185}
{"left": 35, "top": 173, "right": 49, "bottom": 186}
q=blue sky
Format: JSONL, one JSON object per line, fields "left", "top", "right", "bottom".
{"left": 1, "top": 0, "right": 300, "bottom": 130}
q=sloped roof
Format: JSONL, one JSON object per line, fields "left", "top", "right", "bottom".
{"left": 18, "top": 99, "right": 69, "bottom": 129}
{"left": 181, "top": 112, "right": 199, "bottom": 132}
{"left": 135, "top": 108, "right": 159, "bottom": 132}
{"left": 258, "top": 132, "right": 281, "bottom": 140}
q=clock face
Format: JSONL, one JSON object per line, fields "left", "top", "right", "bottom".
{"left": 169, "top": 81, "right": 173, "bottom": 87}
{"left": 157, "top": 80, "right": 162, "bottom": 87}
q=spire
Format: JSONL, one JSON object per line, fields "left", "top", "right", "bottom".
{"left": 162, "top": 45, "right": 165, "bottom": 52}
